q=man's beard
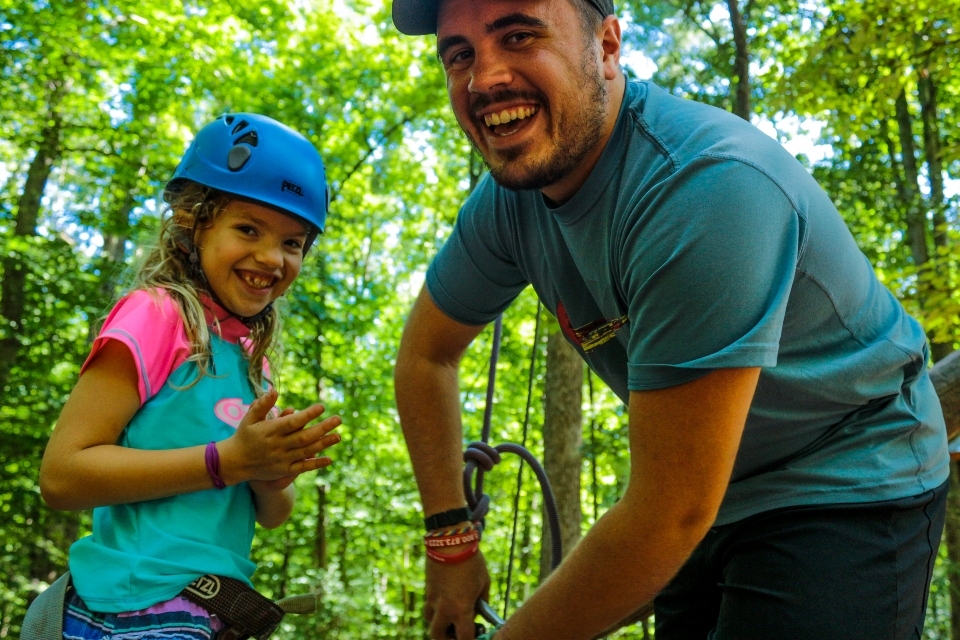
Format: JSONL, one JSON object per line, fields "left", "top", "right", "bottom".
{"left": 467, "top": 53, "right": 608, "bottom": 192}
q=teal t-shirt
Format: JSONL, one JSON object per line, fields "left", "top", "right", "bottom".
{"left": 68, "top": 291, "right": 259, "bottom": 612}
{"left": 427, "top": 80, "right": 949, "bottom": 525}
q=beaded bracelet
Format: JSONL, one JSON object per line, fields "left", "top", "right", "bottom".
{"left": 424, "top": 528, "right": 481, "bottom": 548}
{"left": 424, "top": 521, "right": 481, "bottom": 538}
{"left": 425, "top": 540, "right": 480, "bottom": 564}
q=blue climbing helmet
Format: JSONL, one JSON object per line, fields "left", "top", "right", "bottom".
{"left": 165, "top": 113, "right": 329, "bottom": 248}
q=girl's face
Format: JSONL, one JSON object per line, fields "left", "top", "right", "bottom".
{"left": 194, "top": 199, "right": 309, "bottom": 318}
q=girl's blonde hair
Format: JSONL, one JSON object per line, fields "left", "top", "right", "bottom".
{"left": 127, "top": 180, "right": 279, "bottom": 394}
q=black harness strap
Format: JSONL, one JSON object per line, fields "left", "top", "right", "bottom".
{"left": 181, "top": 574, "right": 285, "bottom": 640}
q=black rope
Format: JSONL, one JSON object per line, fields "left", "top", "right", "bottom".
{"left": 461, "top": 306, "right": 564, "bottom": 629}
{"left": 461, "top": 315, "right": 503, "bottom": 524}
{"left": 480, "top": 316, "right": 502, "bottom": 444}
{"left": 503, "top": 302, "right": 542, "bottom": 619}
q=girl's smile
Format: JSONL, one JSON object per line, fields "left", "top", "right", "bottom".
{"left": 195, "top": 200, "right": 308, "bottom": 318}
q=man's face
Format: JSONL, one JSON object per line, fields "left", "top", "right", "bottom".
{"left": 436, "top": 0, "right": 609, "bottom": 195}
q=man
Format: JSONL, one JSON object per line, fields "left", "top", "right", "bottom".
{"left": 391, "top": 0, "right": 950, "bottom": 638}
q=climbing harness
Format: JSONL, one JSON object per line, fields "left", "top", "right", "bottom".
{"left": 460, "top": 309, "right": 564, "bottom": 628}
{"left": 21, "top": 571, "right": 317, "bottom": 640}
{"left": 180, "top": 574, "right": 286, "bottom": 640}
{"left": 21, "top": 572, "right": 70, "bottom": 640}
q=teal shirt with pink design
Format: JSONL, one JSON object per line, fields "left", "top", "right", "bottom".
{"left": 68, "top": 289, "right": 262, "bottom": 613}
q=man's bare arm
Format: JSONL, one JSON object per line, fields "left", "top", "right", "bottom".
{"left": 495, "top": 366, "right": 761, "bottom": 639}
{"left": 395, "top": 286, "right": 490, "bottom": 639}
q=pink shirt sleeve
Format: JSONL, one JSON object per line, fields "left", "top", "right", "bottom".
{"left": 81, "top": 289, "right": 192, "bottom": 406}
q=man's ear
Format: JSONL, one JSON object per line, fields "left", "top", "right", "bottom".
{"left": 599, "top": 15, "right": 622, "bottom": 80}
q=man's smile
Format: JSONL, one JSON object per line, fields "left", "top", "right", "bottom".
{"left": 482, "top": 105, "right": 539, "bottom": 136}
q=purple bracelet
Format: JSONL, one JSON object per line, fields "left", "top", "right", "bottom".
{"left": 205, "top": 441, "right": 226, "bottom": 489}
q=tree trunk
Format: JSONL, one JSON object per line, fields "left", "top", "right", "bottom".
{"left": 726, "top": 0, "right": 751, "bottom": 120}
{"left": 85, "top": 232, "right": 129, "bottom": 338}
{"left": 518, "top": 497, "right": 535, "bottom": 603}
{"left": 315, "top": 482, "right": 327, "bottom": 568}
{"left": 894, "top": 88, "right": 953, "bottom": 363}
{"left": 90, "top": 158, "right": 141, "bottom": 324}
{"left": 916, "top": 68, "right": 953, "bottom": 364}
{"left": 917, "top": 69, "right": 947, "bottom": 251}
{"left": 894, "top": 91, "right": 929, "bottom": 268}
{"left": 539, "top": 331, "right": 584, "bottom": 582}
{"left": 313, "top": 332, "right": 328, "bottom": 574}
{"left": 0, "top": 108, "right": 63, "bottom": 392}
{"left": 277, "top": 529, "right": 291, "bottom": 600}
{"left": 587, "top": 372, "right": 600, "bottom": 522}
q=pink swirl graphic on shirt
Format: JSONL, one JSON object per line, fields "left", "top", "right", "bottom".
{"left": 214, "top": 398, "right": 280, "bottom": 429}
{"left": 214, "top": 398, "right": 248, "bottom": 429}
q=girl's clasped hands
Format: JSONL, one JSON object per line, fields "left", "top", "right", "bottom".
{"left": 225, "top": 387, "right": 342, "bottom": 493}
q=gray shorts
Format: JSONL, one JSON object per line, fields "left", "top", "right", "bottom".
{"left": 654, "top": 480, "right": 948, "bottom": 640}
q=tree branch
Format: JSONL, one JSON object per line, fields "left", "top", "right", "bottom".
{"left": 336, "top": 115, "right": 413, "bottom": 201}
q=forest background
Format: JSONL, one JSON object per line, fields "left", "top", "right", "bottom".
{"left": 1, "top": 0, "right": 958, "bottom": 637}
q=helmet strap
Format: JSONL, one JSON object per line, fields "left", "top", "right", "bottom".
{"left": 303, "top": 228, "right": 319, "bottom": 254}
{"left": 236, "top": 302, "right": 274, "bottom": 326}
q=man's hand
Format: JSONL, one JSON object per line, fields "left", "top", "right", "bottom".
{"left": 395, "top": 288, "right": 491, "bottom": 638}
{"left": 424, "top": 550, "right": 491, "bottom": 639}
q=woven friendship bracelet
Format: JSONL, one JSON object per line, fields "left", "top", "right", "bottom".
{"left": 424, "top": 529, "right": 481, "bottom": 548}
{"left": 424, "top": 521, "right": 481, "bottom": 538}
{"left": 425, "top": 540, "right": 480, "bottom": 564}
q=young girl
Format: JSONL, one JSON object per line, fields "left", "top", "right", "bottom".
{"left": 37, "top": 113, "right": 341, "bottom": 640}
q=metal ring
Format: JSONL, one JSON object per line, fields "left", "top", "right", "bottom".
{"left": 476, "top": 598, "right": 505, "bottom": 627}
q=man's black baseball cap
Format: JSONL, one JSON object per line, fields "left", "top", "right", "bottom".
{"left": 392, "top": 0, "right": 615, "bottom": 35}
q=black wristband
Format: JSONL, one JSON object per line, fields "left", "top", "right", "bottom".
{"left": 424, "top": 507, "right": 473, "bottom": 531}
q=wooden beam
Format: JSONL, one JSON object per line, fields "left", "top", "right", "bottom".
{"left": 930, "top": 349, "right": 960, "bottom": 448}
